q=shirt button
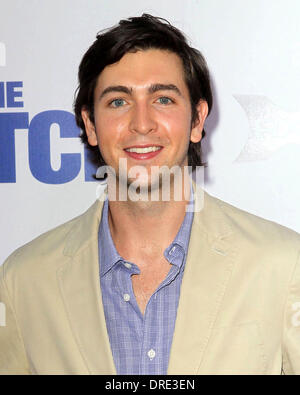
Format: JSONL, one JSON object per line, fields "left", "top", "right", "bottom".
{"left": 169, "top": 246, "right": 176, "bottom": 255}
{"left": 123, "top": 293, "right": 130, "bottom": 302}
{"left": 147, "top": 349, "right": 156, "bottom": 360}
{"left": 124, "top": 262, "right": 132, "bottom": 269}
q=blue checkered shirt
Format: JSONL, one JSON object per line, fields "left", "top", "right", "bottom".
{"left": 98, "top": 195, "right": 194, "bottom": 375}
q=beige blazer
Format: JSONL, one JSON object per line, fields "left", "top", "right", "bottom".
{"left": 1, "top": 186, "right": 300, "bottom": 375}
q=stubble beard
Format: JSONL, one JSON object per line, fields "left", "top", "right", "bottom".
{"left": 114, "top": 156, "right": 189, "bottom": 203}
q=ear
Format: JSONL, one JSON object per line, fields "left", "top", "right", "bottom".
{"left": 81, "top": 108, "right": 98, "bottom": 146}
{"left": 190, "top": 100, "right": 209, "bottom": 143}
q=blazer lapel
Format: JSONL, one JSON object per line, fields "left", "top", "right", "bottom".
{"left": 168, "top": 185, "right": 237, "bottom": 374}
{"left": 57, "top": 195, "right": 116, "bottom": 375}
{"left": 56, "top": 184, "right": 236, "bottom": 375}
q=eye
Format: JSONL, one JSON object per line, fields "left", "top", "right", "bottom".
{"left": 109, "top": 98, "right": 126, "bottom": 108}
{"left": 157, "top": 97, "right": 174, "bottom": 105}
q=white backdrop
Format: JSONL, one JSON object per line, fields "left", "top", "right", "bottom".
{"left": 1, "top": 0, "right": 300, "bottom": 264}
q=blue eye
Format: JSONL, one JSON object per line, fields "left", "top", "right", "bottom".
{"left": 110, "top": 99, "right": 126, "bottom": 107}
{"left": 158, "top": 97, "right": 173, "bottom": 105}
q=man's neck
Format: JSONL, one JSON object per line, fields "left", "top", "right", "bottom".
{"left": 107, "top": 182, "right": 190, "bottom": 266}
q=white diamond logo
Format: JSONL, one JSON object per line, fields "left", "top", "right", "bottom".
{"left": 234, "top": 95, "right": 300, "bottom": 161}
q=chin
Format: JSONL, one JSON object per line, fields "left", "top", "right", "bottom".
{"left": 127, "top": 174, "right": 160, "bottom": 191}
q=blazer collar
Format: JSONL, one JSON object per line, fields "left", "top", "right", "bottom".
{"left": 58, "top": 183, "right": 235, "bottom": 374}
{"left": 63, "top": 193, "right": 107, "bottom": 258}
{"left": 168, "top": 184, "right": 236, "bottom": 374}
{"left": 58, "top": 190, "right": 116, "bottom": 375}
{"left": 63, "top": 182, "right": 233, "bottom": 259}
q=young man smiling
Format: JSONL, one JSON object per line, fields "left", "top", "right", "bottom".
{"left": 80, "top": 47, "right": 208, "bottom": 320}
{"left": 1, "top": 14, "right": 300, "bottom": 375}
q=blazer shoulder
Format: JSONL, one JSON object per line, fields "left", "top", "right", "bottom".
{"left": 2, "top": 200, "right": 102, "bottom": 280}
{"left": 205, "top": 191, "right": 300, "bottom": 247}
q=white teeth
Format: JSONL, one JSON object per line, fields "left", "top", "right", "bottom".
{"left": 125, "top": 146, "right": 161, "bottom": 153}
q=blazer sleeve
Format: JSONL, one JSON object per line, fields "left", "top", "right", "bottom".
{"left": 282, "top": 248, "right": 300, "bottom": 375}
{"left": 0, "top": 262, "right": 31, "bottom": 375}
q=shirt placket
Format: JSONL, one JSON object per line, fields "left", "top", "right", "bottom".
{"left": 114, "top": 260, "right": 142, "bottom": 317}
{"left": 139, "top": 257, "right": 182, "bottom": 374}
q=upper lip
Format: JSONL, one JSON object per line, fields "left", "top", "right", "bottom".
{"left": 124, "top": 144, "right": 163, "bottom": 149}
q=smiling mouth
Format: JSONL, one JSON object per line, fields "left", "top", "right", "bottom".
{"left": 124, "top": 145, "right": 163, "bottom": 160}
{"left": 125, "top": 146, "right": 161, "bottom": 153}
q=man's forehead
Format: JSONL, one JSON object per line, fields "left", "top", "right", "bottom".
{"left": 95, "top": 49, "right": 186, "bottom": 93}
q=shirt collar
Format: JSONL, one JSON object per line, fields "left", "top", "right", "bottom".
{"left": 164, "top": 185, "right": 194, "bottom": 267}
{"left": 99, "top": 199, "right": 123, "bottom": 277}
{"left": 98, "top": 181, "right": 194, "bottom": 277}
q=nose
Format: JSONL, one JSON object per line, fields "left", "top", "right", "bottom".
{"left": 129, "top": 102, "right": 157, "bottom": 135}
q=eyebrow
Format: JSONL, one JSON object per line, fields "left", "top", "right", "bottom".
{"left": 149, "top": 84, "right": 182, "bottom": 96}
{"left": 99, "top": 85, "right": 132, "bottom": 99}
{"left": 98, "top": 83, "right": 182, "bottom": 100}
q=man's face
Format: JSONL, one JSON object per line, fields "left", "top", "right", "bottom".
{"left": 82, "top": 49, "right": 208, "bottom": 188}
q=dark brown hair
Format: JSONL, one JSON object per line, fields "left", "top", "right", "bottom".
{"left": 74, "top": 14, "right": 213, "bottom": 172}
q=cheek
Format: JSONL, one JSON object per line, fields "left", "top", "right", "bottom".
{"left": 94, "top": 114, "right": 126, "bottom": 149}
{"left": 94, "top": 115, "right": 132, "bottom": 167}
{"left": 161, "top": 110, "right": 191, "bottom": 147}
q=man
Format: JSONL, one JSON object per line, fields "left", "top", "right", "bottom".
{"left": 1, "top": 14, "right": 300, "bottom": 375}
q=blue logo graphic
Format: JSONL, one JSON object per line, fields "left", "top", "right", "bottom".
{"left": 0, "top": 81, "right": 97, "bottom": 184}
